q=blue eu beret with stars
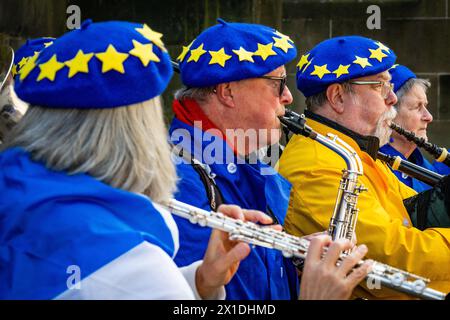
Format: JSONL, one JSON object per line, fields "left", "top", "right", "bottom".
{"left": 296, "top": 35, "right": 396, "bottom": 97}
{"left": 12, "top": 37, "right": 55, "bottom": 78}
{"left": 389, "top": 64, "right": 416, "bottom": 93}
{"left": 177, "top": 18, "right": 297, "bottom": 88}
{"left": 14, "top": 19, "right": 173, "bottom": 109}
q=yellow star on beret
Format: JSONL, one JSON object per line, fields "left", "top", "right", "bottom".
{"left": 96, "top": 44, "right": 129, "bottom": 74}
{"left": 135, "top": 24, "right": 166, "bottom": 52}
{"left": 332, "top": 64, "right": 350, "bottom": 78}
{"left": 65, "top": 49, "right": 94, "bottom": 78}
{"left": 209, "top": 48, "right": 232, "bottom": 67}
{"left": 353, "top": 56, "right": 372, "bottom": 69}
{"left": 310, "top": 64, "right": 331, "bottom": 79}
{"left": 18, "top": 57, "right": 29, "bottom": 69}
{"left": 273, "top": 30, "right": 293, "bottom": 43}
{"left": 369, "top": 48, "right": 388, "bottom": 62}
{"left": 37, "top": 54, "right": 65, "bottom": 82}
{"left": 187, "top": 43, "right": 206, "bottom": 63}
{"left": 302, "top": 57, "right": 314, "bottom": 74}
{"left": 232, "top": 47, "right": 254, "bottom": 63}
{"left": 19, "top": 52, "right": 39, "bottom": 81}
{"left": 11, "top": 64, "right": 18, "bottom": 76}
{"left": 375, "top": 41, "right": 390, "bottom": 53}
{"left": 273, "top": 36, "right": 294, "bottom": 53}
{"left": 177, "top": 40, "right": 194, "bottom": 62}
{"left": 297, "top": 53, "right": 310, "bottom": 71}
{"left": 254, "top": 43, "right": 277, "bottom": 61}
{"left": 130, "top": 40, "right": 160, "bottom": 67}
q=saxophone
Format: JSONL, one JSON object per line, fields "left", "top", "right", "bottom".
{"left": 279, "top": 110, "right": 366, "bottom": 243}
{"left": 161, "top": 198, "right": 447, "bottom": 300}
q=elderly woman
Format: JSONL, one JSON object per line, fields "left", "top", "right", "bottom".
{"left": 380, "top": 64, "right": 450, "bottom": 192}
{"left": 0, "top": 20, "right": 263, "bottom": 300}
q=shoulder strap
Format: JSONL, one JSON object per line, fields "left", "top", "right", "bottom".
{"left": 172, "top": 144, "right": 225, "bottom": 211}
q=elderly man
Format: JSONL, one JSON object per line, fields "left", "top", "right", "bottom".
{"left": 279, "top": 36, "right": 450, "bottom": 299}
{"left": 379, "top": 64, "right": 450, "bottom": 192}
{"left": 170, "top": 19, "right": 371, "bottom": 300}
{"left": 0, "top": 19, "right": 266, "bottom": 300}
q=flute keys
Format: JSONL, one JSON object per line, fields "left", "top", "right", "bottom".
{"left": 391, "top": 273, "right": 406, "bottom": 286}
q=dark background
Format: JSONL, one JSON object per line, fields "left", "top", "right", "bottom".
{"left": 1, "top": 0, "right": 449, "bottom": 148}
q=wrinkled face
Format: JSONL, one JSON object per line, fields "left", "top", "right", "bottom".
{"left": 342, "top": 71, "right": 398, "bottom": 145}
{"left": 230, "top": 65, "right": 293, "bottom": 151}
{"left": 393, "top": 83, "right": 432, "bottom": 142}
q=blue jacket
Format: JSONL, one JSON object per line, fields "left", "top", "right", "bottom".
{"left": 379, "top": 144, "right": 450, "bottom": 192}
{"left": 0, "top": 148, "right": 174, "bottom": 299}
{"left": 169, "top": 118, "right": 299, "bottom": 300}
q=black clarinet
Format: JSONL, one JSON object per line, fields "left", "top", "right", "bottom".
{"left": 390, "top": 122, "right": 450, "bottom": 167}
{"left": 280, "top": 110, "right": 444, "bottom": 187}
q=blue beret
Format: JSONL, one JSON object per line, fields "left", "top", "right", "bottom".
{"left": 389, "top": 64, "right": 416, "bottom": 93}
{"left": 13, "top": 37, "right": 55, "bottom": 77}
{"left": 296, "top": 35, "right": 397, "bottom": 97}
{"left": 177, "top": 18, "right": 297, "bottom": 87}
{"left": 15, "top": 19, "right": 173, "bottom": 109}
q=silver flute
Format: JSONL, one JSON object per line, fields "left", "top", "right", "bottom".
{"left": 162, "top": 199, "right": 447, "bottom": 300}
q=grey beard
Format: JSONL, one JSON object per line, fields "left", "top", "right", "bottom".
{"left": 373, "top": 107, "right": 398, "bottom": 146}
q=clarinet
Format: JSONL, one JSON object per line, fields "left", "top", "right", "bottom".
{"left": 161, "top": 199, "right": 448, "bottom": 300}
{"left": 390, "top": 122, "right": 450, "bottom": 167}
{"left": 280, "top": 110, "right": 443, "bottom": 187}
{"left": 377, "top": 151, "right": 443, "bottom": 186}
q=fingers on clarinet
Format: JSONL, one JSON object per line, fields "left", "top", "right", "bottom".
{"left": 337, "top": 244, "right": 368, "bottom": 276}
{"left": 322, "top": 238, "right": 352, "bottom": 267}
{"left": 217, "top": 204, "right": 245, "bottom": 220}
{"left": 305, "top": 235, "right": 332, "bottom": 262}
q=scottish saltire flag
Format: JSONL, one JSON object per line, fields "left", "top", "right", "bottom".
{"left": 0, "top": 147, "right": 179, "bottom": 299}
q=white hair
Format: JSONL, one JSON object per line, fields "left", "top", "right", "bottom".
{"left": 2, "top": 97, "right": 177, "bottom": 202}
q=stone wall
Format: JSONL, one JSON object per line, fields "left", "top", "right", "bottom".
{"left": 0, "top": 0, "right": 449, "bottom": 148}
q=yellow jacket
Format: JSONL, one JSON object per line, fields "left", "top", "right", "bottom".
{"left": 279, "top": 115, "right": 450, "bottom": 299}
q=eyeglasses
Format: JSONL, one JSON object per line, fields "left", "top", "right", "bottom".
{"left": 349, "top": 80, "right": 394, "bottom": 99}
{"left": 258, "top": 75, "right": 287, "bottom": 97}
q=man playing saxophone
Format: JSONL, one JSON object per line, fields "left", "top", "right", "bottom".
{"left": 279, "top": 36, "right": 450, "bottom": 299}
{"left": 380, "top": 64, "right": 450, "bottom": 192}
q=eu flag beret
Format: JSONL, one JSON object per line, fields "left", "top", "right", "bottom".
{"left": 177, "top": 18, "right": 297, "bottom": 87}
{"left": 389, "top": 64, "right": 416, "bottom": 93}
{"left": 12, "top": 37, "right": 55, "bottom": 77}
{"left": 15, "top": 19, "right": 173, "bottom": 109}
{"left": 296, "top": 35, "right": 396, "bottom": 97}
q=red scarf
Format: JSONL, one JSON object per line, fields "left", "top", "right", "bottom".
{"left": 172, "top": 98, "right": 225, "bottom": 140}
{"left": 172, "top": 98, "right": 239, "bottom": 153}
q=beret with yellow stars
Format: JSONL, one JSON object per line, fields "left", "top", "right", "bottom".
{"left": 296, "top": 35, "right": 396, "bottom": 97}
{"left": 389, "top": 64, "right": 416, "bottom": 93}
{"left": 15, "top": 19, "right": 172, "bottom": 108}
{"left": 13, "top": 37, "right": 55, "bottom": 78}
{"left": 177, "top": 18, "right": 297, "bottom": 87}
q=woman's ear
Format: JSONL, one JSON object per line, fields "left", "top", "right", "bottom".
{"left": 326, "top": 83, "right": 345, "bottom": 114}
{"left": 216, "top": 82, "right": 235, "bottom": 108}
